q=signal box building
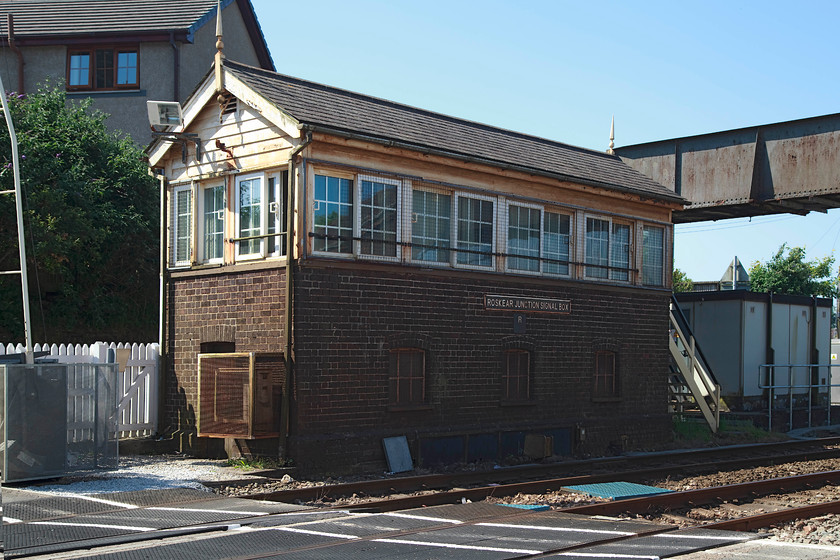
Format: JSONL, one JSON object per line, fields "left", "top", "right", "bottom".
{"left": 148, "top": 58, "right": 685, "bottom": 474}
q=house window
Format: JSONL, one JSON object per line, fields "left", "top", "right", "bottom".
{"left": 508, "top": 204, "right": 541, "bottom": 272}
{"left": 69, "top": 54, "right": 90, "bottom": 87}
{"left": 67, "top": 47, "right": 139, "bottom": 90}
{"left": 456, "top": 195, "right": 494, "bottom": 267}
{"left": 172, "top": 186, "right": 192, "bottom": 267}
{"left": 610, "top": 223, "right": 631, "bottom": 281}
{"left": 503, "top": 349, "right": 530, "bottom": 401}
{"left": 642, "top": 225, "right": 665, "bottom": 286}
{"left": 358, "top": 176, "right": 399, "bottom": 258}
{"left": 389, "top": 348, "right": 426, "bottom": 407}
{"left": 543, "top": 211, "right": 571, "bottom": 275}
{"left": 594, "top": 350, "right": 619, "bottom": 399}
{"left": 202, "top": 185, "right": 224, "bottom": 262}
{"left": 411, "top": 189, "right": 451, "bottom": 263}
{"left": 314, "top": 174, "right": 353, "bottom": 254}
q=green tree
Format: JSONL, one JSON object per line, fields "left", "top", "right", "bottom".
{"left": 0, "top": 83, "right": 159, "bottom": 342}
{"left": 748, "top": 244, "right": 836, "bottom": 298}
{"left": 672, "top": 268, "right": 694, "bottom": 292}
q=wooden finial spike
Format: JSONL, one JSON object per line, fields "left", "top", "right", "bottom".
{"left": 215, "top": 0, "right": 224, "bottom": 53}
{"left": 607, "top": 116, "right": 615, "bottom": 155}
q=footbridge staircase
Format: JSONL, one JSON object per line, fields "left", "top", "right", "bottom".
{"left": 669, "top": 296, "right": 723, "bottom": 432}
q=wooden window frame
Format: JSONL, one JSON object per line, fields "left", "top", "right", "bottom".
{"left": 502, "top": 348, "right": 531, "bottom": 402}
{"left": 66, "top": 45, "right": 139, "bottom": 91}
{"left": 593, "top": 350, "right": 620, "bottom": 401}
{"left": 388, "top": 348, "right": 428, "bottom": 409}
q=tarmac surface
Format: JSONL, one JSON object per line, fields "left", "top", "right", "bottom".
{"left": 4, "top": 484, "right": 840, "bottom": 559}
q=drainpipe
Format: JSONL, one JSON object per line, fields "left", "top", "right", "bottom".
{"left": 169, "top": 31, "right": 180, "bottom": 102}
{"left": 156, "top": 170, "right": 168, "bottom": 435}
{"left": 280, "top": 131, "right": 312, "bottom": 458}
{"left": 7, "top": 15, "right": 24, "bottom": 94}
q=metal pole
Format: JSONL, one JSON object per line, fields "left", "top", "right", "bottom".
{"left": 0, "top": 74, "right": 32, "bottom": 363}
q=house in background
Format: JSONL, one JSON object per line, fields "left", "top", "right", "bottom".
{"left": 148, "top": 44, "right": 686, "bottom": 473}
{"left": 0, "top": 0, "right": 273, "bottom": 145}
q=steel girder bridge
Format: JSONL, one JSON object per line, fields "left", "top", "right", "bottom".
{"left": 616, "top": 112, "right": 840, "bottom": 223}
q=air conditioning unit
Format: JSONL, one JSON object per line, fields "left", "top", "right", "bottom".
{"left": 197, "top": 352, "right": 285, "bottom": 439}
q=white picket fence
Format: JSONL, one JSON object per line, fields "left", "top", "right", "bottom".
{"left": 0, "top": 341, "right": 160, "bottom": 438}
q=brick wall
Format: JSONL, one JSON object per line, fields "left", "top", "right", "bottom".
{"left": 289, "top": 261, "right": 673, "bottom": 474}
{"left": 164, "top": 267, "right": 287, "bottom": 435}
{"left": 164, "top": 261, "right": 673, "bottom": 474}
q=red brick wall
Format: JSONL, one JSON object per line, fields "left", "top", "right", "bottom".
{"left": 164, "top": 261, "right": 673, "bottom": 473}
{"left": 289, "top": 261, "right": 673, "bottom": 474}
{"left": 164, "top": 267, "right": 286, "bottom": 434}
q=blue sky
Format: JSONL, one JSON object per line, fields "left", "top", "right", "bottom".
{"left": 250, "top": 0, "right": 840, "bottom": 282}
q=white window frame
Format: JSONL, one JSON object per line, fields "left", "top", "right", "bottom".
{"left": 199, "top": 182, "right": 225, "bottom": 264}
{"left": 641, "top": 224, "right": 666, "bottom": 287}
{"left": 354, "top": 174, "right": 402, "bottom": 262}
{"left": 584, "top": 214, "right": 633, "bottom": 283}
{"left": 505, "top": 200, "right": 543, "bottom": 275}
{"left": 171, "top": 184, "right": 193, "bottom": 268}
{"left": 409, "top": 186, "right": 453, "bottom": 267}
{"left": 235, "top": 173, "right": 265, "bottom": 260}
{"left": 312, "top": 171, "right": 355, "bottom": 257}
{"left": 610, "top": 220, "right": 633, "bottom": 283}
{"left": 266, "top": 172, "right": 285, "bottom": 258}
{"left": 542, "top": 208, "right": 573, "bottom": 277}
{"left": 454, "top": 192, "right": 497, "bottom": 270}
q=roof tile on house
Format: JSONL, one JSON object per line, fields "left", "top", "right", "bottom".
{"left": 223, "top": 60, "right": 683, "bottom": 204}
{"left": 0, "top": 0, "right": 226, "bottom": 36}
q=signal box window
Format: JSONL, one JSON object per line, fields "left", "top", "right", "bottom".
{"left": 594, "top": 350, "right": 619, "bottom": 400}
{"left": 503, "top": 349, "right": 530, "bottom": 401}
{"left": 389, "top": 348, "right": 426, "bottom": 407}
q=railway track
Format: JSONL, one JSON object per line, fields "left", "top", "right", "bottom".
{"left": 221, "top": 438, "right": 840, "bottom": 535}
{"left": 224, "top": 437, "right": 840, "bottom": 508}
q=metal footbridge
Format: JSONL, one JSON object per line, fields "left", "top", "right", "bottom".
{"left": 616, "top": 112, "right": 840, "bottom": 223}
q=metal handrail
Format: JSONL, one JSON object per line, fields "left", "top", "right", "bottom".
{"left": 758, "top": 363, "right": 839, "bottom": 431}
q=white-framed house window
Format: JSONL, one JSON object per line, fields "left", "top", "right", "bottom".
{"left": 410, "top": 187, "right": 452, "bottom": 265}
{"left": 642, "top": 225, "right": 666, "bottom": 286}
{"left": 313, "top": 173, "right": 354, "bottom": 255}
{"left": 543, "top": 210, "right": 572, "bottom": 276}
{"left": 171, "top": 185, "right": 193, "bottom": 267}
{"left": 455, "top": 193, "right": 496, "bottom": 269}
{"left": 506, "top": 201, "right": 542, "bottom": 273}
{"left": 200, "top": 183, "right": 224, "bottom": 263}
{"left": 356, "top": 175, "right": 401, "bottom": 260}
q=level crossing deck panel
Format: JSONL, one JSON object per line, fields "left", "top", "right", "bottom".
{"left": 3, "top": 487, "right": 835, "bottom": 559}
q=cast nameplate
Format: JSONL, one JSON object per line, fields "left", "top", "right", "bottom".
{"left": 484, "top": 294, "right": 571, "bottom": 314}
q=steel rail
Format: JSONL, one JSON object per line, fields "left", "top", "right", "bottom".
{"left": 702, "top": 499, "right": 840, "bottom": 532}
{"left": 237, "top": 442, "right": 840, "bottom": 507}
{"left": 559, "top": 469, "right": 840, "bottom": 517}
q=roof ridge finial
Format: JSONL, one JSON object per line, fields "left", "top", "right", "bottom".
{"left": 215, "top": 0, "right": 224, "bottom": 52}
{"left": 607, "top": 115, "right": 615, "bottom": 155}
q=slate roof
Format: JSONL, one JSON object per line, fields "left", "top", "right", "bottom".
{"left": 0, "top": 0, "right": 272, "bottom": 68}
{"left": 223, "top": 60, "right": 683, "bottom": 204}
